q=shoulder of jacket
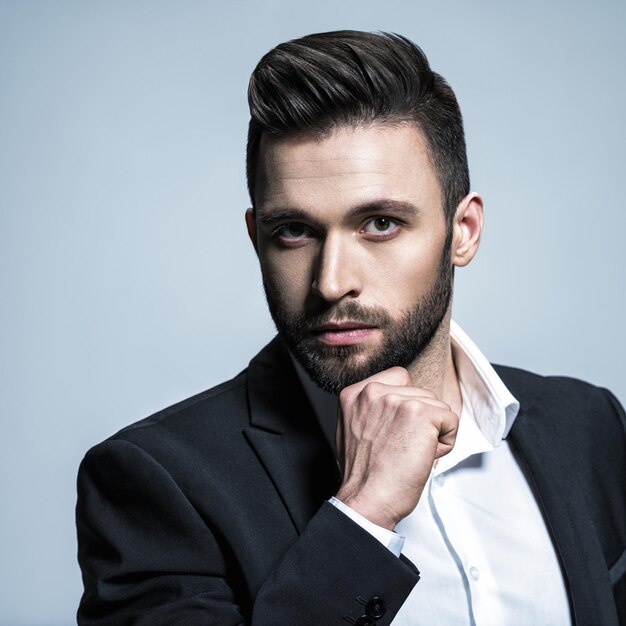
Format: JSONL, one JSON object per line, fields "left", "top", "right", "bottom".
{"left": 102, "top": 369, "right": 249, "bottom": 443}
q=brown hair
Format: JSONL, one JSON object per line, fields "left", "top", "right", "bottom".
{"left": 246, "top": 30, "right": 470, "bottom": 227}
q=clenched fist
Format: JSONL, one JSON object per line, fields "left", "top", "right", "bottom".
{"left": 335, "top": 366, "right": 459, "bottom": 530}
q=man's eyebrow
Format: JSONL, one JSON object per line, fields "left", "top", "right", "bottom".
{"left": 345, "top": 200, "right": 420, "bottom": 220}
{"left": 256, "top": 200, "right": 420, "bottom": 226}
{"left": 256, "top": 208, "right": 312, "bottom": 227}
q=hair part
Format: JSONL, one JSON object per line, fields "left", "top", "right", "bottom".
{"left": 246, "top": 30, "right": 470, "bottom": 228}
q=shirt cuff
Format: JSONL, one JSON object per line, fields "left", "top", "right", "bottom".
{"left": 328, "top": 496, "right": 405, "bottom": 557}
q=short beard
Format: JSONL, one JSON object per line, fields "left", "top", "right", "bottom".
{"left": 263, "top": 236, "right": 454, "bottom": 395}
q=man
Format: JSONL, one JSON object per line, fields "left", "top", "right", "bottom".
{"left": 76, "top": 31, "right": 626, "bottom": 625}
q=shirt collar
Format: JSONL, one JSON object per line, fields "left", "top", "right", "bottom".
{"left": 449, "top": 320, "right": 519, "bottom": 443}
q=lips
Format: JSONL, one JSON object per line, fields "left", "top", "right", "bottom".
{"left": 312, "top": 321, "right": 379, "bottom": 346}
{"left": 313, "top": 321, "right": 374, "bottom": 332}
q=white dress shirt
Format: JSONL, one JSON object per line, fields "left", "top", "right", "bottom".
{"left": 296, "top": 321, "right": 572, "bottom": 625}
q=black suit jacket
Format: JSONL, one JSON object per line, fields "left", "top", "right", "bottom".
{"left": 76, "top": 337, "right": 626, "bottom": 625}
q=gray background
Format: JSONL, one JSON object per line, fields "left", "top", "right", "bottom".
{"left": 1, "top": 1, "right": 624, "bottom": 624}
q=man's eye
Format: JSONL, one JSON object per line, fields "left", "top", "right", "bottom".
{"left": 363, "top": 217, "right": 399, "bottom": 235}
{"left": 276, "top": 223, "right": 310, "bottom": 239}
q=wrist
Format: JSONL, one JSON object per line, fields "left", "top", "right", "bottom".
{"left": 334, "top": 487, "right": 399, "bottom": 531}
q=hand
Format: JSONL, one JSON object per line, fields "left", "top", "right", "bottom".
{"left": 335, "top": 366, "right": 459, "bottom": 530}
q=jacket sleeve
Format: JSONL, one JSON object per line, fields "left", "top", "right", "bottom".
{"left": 603, "top": 388, "right": 626, "bottom": 624}
{"left": 76, "top": 438, "right": 419, "bottom": 625}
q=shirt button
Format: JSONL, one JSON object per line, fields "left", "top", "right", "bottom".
{"left": 434, "top": 474, "right": 445, "bottom": 487}
{"left": 469, "top": 566, "right": 480, "bottom": 581}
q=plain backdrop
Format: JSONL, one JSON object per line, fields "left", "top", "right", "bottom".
{"left": 1, "top": 1, "right": 625, "bottom": 624}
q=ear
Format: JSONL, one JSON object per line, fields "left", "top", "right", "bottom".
{"left": 245, "top": 208, "right": 259, "bottom": 256}
{"left": 451, "top": 192, "right": 484, "bottom": 267}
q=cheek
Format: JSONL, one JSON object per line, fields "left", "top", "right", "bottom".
{"left": 261, "top": 249, "right": 313, "bottom": 313}
{"left": 367, "top": 238, "right": 445, "bottom": 306}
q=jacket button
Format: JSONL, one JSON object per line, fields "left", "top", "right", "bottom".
{"left": 366, "top": 596, "right": 387, "bottom": 619}
{"left": 355, "top": 616, "right": 376, "bottom": 626}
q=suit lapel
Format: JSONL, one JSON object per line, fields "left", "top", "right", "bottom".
{"left": 243, "top": 337, "right": 340, "bottom": 534}
{"left": 499, "top": 368, "right": 618, "bottom": 626}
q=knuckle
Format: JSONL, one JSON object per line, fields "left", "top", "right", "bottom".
{"left": 381, "top": 393, "right": 401, "bottom": 409}
{"left": 361, "top": 382, "right": 381, "bottom": 403}
{"left": 390, "top": 366, "right": 412, "bottom": 384}
{"left": 339, "top": 386, "right": 352, "bottom": 404}
{"left": 403, "top": 398, "right": 427, "bottom": 417}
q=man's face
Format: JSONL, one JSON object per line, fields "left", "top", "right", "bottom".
{"left": 248, "top": 123, "right": 454, "bottom": 394}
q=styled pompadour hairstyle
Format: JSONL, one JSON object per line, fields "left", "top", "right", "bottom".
{"left": 246, "top": 30, "right": 470, "bottom": 227}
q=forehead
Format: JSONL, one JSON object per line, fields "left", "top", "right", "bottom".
{"left": 255, "top": 123, "right": 442, "bottom": 214}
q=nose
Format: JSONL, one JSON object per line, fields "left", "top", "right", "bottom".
{"left": 311, "top": 233, "right": 362, "bottom": 302}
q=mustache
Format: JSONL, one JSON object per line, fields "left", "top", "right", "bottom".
{"left": 292, "top": 300, "right": 392, "bottom": 331}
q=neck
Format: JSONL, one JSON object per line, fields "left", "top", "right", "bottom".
{"left": 407, "top": 308, "right": 462, "bottom": 417}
